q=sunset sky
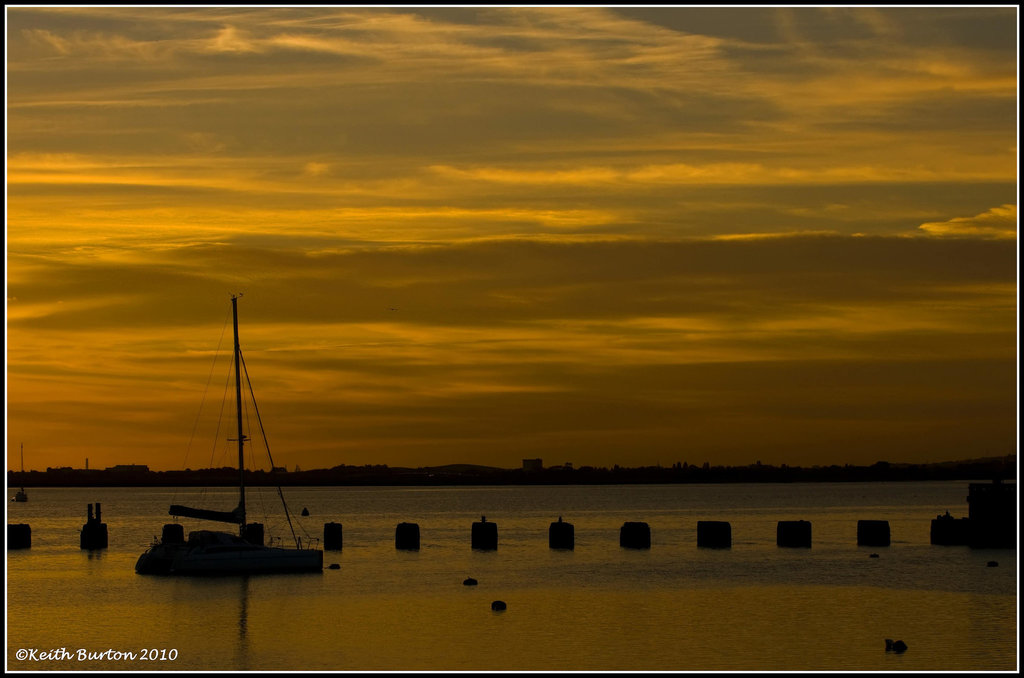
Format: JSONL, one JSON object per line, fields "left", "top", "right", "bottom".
{"left": 6, "top": 6, "right": 1018, "bottom": 472}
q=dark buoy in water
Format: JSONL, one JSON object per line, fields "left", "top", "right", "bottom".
{"left": 396, "top": 522, "right": 420, "bottom": 550}
{"left": 328, "top": 563, "right": 340, "bottom": 570}
{"left": 491, "top": 600, "right": 507, "bottom": 611}
{"left": 777, "top": 520, "right": 812, "bottom": 548}
{"left": 472, "top": 516, "right": 498, "bottom": 550}
{"left": 619, "top": 521, "right": 651, "bottom": 549}
{"left": 301, "top": 507, "right": 310, "bottom": 517}
{"left": 857, "top": 520, "right": 891, "bottom": 547}
{"left": 869, "top": 553, "right": 880, "bottom": 558}
{"left": 8, "top": 524, "right": 31, "bottom": 549}
{"left": 80, "top": 503, "right": 108, "bottom": 550}
{"left": 463, "top": 577, "right": 478, "bottom": 586}
{"left": 324, "top": 522, "right": 343, "bottom": 550}
{"left": 987, "top": 560, "right": 999, "bottom": 567}
{"left": 697, "top": 521, "right": 731, "bottom": 548}
{"left": 885, "top": 639, "right": 907, "bottom": 653}
{"left": 549, "top": 516, "right": 574, "bottom": 550}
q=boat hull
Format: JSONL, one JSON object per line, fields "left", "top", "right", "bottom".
{"left": 136, "top": 531, "right": 323, "bottom": 575}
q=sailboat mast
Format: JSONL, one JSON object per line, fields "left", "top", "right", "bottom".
{"left": 232, "top": 295, "right": 246, "bottom": 534}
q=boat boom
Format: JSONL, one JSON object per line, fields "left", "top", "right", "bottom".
{"left": 169, "top": 503, "right": 244, "bottom": 525}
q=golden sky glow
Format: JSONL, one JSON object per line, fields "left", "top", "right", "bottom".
{"left": 6, "top": 6, "right": 1018, "bottom": 471}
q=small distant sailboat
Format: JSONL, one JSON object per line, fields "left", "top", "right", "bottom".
{"left": 13, "top": 443, "right": 28, "bottom": 502}
{"left": 135, "top": 295, "right": 322, "bottom": 575}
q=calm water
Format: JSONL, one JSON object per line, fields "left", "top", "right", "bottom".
{"left": 5, "top": 482, "right": 1018, "bottom": 671}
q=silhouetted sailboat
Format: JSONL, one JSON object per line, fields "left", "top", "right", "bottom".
{"left": 135, "top": 295, "right": 322, "bottom": 575}
{"left": 13, "top": 443, "right": 28, "bottom": 502}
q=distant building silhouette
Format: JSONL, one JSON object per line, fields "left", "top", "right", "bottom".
{"left": 522, "top": 458, "right": 543, "bottom": 472}
{"left": 105, "top": 464, "right": 150, "bottom": 472}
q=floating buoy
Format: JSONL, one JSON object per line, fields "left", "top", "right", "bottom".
{"left": 301, "top": 507, "right": 310, "bottom": 517}
{"left": 491, "top": 600, "right": 507, "bottom": 611}
{"left": 328, "top": 563, "right": 340, "bottom": 570}
{"left": 463, "top": 577, "right": 478, "bottom": 586}
{"left": 885, "top": 638, "right": 908, "bottom": 653}
{"left": 869, "top": 553, "right": 880, "bottom": 558}
{"left": 987, "top": 561, "right": 999, "bottom": 567}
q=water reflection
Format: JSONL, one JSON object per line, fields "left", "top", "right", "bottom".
{"left": 5, "top": 483, "right": 1016, "bottom": 671}
{"left": 237, "top": 576, "right": 251, "bottom": 671}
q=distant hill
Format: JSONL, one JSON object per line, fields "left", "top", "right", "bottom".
{"left": 423, "top": 463, "right": 507, "bottom": 473}
{"left": 8, "top": 454, "right": 1015, "bottom": 487}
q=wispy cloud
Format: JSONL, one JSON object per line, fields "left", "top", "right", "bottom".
{"left": 918, "top": 205, "right": 1017, "bottom": 239}
{"left": 5, "top": 7, "right": 1018, "bottom": 470}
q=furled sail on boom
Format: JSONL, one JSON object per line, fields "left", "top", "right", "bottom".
{"left": 168, "top": 503, "right": 244, "bottom": 525}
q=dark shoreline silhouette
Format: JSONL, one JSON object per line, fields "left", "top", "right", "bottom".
{"left": 7, "top": 454, "right": 1015, "bottom": 488}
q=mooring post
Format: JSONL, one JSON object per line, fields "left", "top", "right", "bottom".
{"left": 620, "top": 521, "right": 651, "bottom": 549}
{"left": 472, "top": 516, "right": 498, "bottom": 550}
{"left": 8, "top": 524, "right": 31, "bottom": 549}
{"left": 324, "top": 522, "right": 343, "bottom": 550}
{"left": 697, "top": 521, "right": 731, "bottom": 548}
{"left": 396, "top": 522, "right": 420, "bottom": 550}
{"left": 857, "top": 520, "right": 891, "bottom": 547}
{"left": 80, "top": 502, "right": 108, "bottom": 550}
{"left": 777, "top": 520, "right": 812, "bottom": 548}
{"left": 549, "top": 516, "right": 575, "bottom": 550}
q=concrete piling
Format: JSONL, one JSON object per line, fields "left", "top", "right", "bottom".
{"left": 857, "top": 520, "right": 891, "bottom": 547}
{"left": 472, "top": 516, "right": 498, "bottom": 550}
{"left": 777, "top": 520, "right": 812, "bottom": 547}
{"left": 8, "top": 524, "right": 31, "bottom": 549}
{"left": 80, "top": 503, "right": 108, "bottom": 550}
{"left": 930, "top": 512, "right": 970, "bottom": 545}
{"left": 395, "top": 522, "right": 420, "bottom": 550}
{"left": 697, "top": 521, "right": 731, "bottom": 548}
{"left": 619, "top": 521, "right": 651, "bottom": 549}
{"left": 967, "top": 480, "right": 1016, "bottom": 548}
{"left": 324, "top": 522, "right": 343, "bottom": 550}
{"left": 549, "top": 516, "right": 574, "bottom": 550}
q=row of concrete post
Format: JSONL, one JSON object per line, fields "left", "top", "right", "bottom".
{"left": 7, "top": 514, "right": 894, "bottom": 551}
{"left": 8, "top": 502, "right": 110, "bottom": 550}
{"left": 315, "top": 517, "right": 892, "bottom": 551}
